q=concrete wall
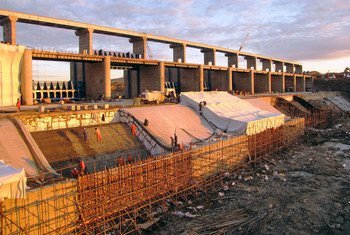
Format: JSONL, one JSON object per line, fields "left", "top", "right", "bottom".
{"left": 271, "top": 74, "right": 284, "bottom": 93}
{"left": 305, "top": 77, "right": 313, "bottom": 90}
{"left": 254, "top": 73, "right": 269, "bottom": 93}
{"left": 18, "top": 109, "right": 119, "bottom": 132}
{"left": 206, "top": 70, "right": 227, "bottom": 91}
{"left": 232, "top": 71, "right": 253, "bottom": 94}
{"left": 179, "top": 67, "right": 200, "bottom": 92}
{"left": 285, "top": 75, "right": 294, "bottom": 92}
{"left": 296, "top": 76, "right": 305, "bottom": 92}
{"left": 139, "top": 63, "right": 164, "bottom": 93}
{"left": 124, "top": 69, "right": 139, "bottom": 98}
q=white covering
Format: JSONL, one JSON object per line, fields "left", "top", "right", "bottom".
{"left": 180, "top": 92, "right": 285, "bottom": 135}
{"left": 0, "top": 160, "right": 27, "bottom": 200}
{"left": 326, "top": 96, "right": 350, "bottom": 112}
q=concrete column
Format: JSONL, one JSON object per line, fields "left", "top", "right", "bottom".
{"left": 75, "top": 28, "right": 94, "bottom": 55}
{"left": 21, "top": 49, "right": 33, "bottom": 105}
{"left": 246, "top": 56, "right": 257, "bottom": 70}
{"left": 227, "top": 68, "right": 233, "bottom": 91}
{"left": 293, "top": 75, "right": 297, "bottom": 92}
{"left": 286, "top": 63, "right": 294, "bottom": 73}
{"left": 303, "top": 75, "right": 306, "bottom": 91}
{"left": 262, "top": 59, "right": 272, "bottom": 71}
{"left": 274, "top": 61, "right": 284, "bottom": 72}
{"left": 295, "top": 64, "right": 303, "bottom": 74}
{"left": 104, "top": 56, "right": 111, "bottom": 100}
{"left": 198, "top": 65, "right": 204, "bottom": 91}
{"left": 282, "top": 73, "right": 286, "bottom": 92}
{"left": 0, "top": 16, "right": 18, "bottom": 45}
{"left": 130, "top": 37, "right": 147, "bottom": 59}
{"left": 250, "top": 70, "right": 255, "bottom": 95}
{"left": 170, "top": 43, "right": 186, "bottom": 63}
{"left": 201, "top": 49, "right": 216, "bottom": 65}
{"left": 159, "top": 61, "right": 165, "bottom": 93}
{"left": 226, "top": 53, "right": 239, "bottom": 68}
{"left": 268, "top": 72, "right": 272, "bottom": 93}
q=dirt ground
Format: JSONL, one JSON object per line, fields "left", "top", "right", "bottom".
{"left": 151, "top": 117, "right": 350, "bottom": 234}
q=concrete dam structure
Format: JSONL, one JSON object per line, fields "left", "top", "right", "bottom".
{"left": 0, "top": 9, "right": 313, "bottom": 107}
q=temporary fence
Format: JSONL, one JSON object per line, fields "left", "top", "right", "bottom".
{"left": 0, "top": 118, "right": 308, "bottom": 234}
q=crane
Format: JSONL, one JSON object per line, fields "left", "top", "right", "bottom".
{"left": 238, "top": 33, "right": 250, "bottom": 52}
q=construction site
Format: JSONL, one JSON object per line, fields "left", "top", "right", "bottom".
{"left": 1, "top": 8, "right": 350, "bottom": 235}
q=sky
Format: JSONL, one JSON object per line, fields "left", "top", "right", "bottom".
{"left": 1, "top": 0, "right": 349, "bottom": 80}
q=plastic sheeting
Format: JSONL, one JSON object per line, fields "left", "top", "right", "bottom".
{"left": 0, "top": 44, "right": 25, "bottom": 106}
{"left": 180, "top": 92, "right": 285, "bottom": 135}
{"left": 0, "top": 118, "right": 58, "bottom": 180}
{"left": 326, "top": 96, "right": 350, "bottom": 113}
{"left": 124, "top": 105, "right": 214, "bottom": 147}
{"left": 0, "top": 160, "right": 27, "bottom": 200}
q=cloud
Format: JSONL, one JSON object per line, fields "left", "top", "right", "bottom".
{"left": 1, "top": 0, "right": 349, "bottom": 71}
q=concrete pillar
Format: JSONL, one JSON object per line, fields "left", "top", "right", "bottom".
{"left": 201, "top": 49, "right": 216, "bottom": 65}
{"left": 286, "top": 63, "right": 294, "bottom": 73}
{"left": 274, "top": 61, "right": 284, "bottom": 72}
{"left": 295, "top": 64, "right": 303, "bottom": 74}
{"left": 282, "top": 73, "right": 286, "bottom": 92}
{"left": 268, "top": 72, "right": 272, "bottom": 93}
{"left": 293, "top": 75, "right": 297, "bottom": 92}
{"left": 130, "top": 37, "right": 147, "bottom": 59}
{"left": 198, "top": 65, "right": 204, "bottom": 91}
{"left": 227, "top": 68, "right": 233, "bottom": 91}
{"left": 0, "top": 16, "right": 18, "bottom": 45}
{"left": 226, "top": 53, "right": 239, "bottom": 68}
{"left": 262, "top": 59, "right": 272, "bottom": 71}
{"left": 170, "top": 43, "right": 186, "bottom": 63}
{"left": 250, "top": 70, "right": 255, "bottom": 95}
{"left": 159, "top": 61, "right": 165, "bottom": 93}
{"left": 303, "top": 76, "right": 306, "bottom": 91}
{"left": 104, "top": 56, "right": 111, "bottom": 100}
{"left": 85, "top": 56, "right": 111, "bottom": 99}
{"left": 75, "top": 28, "right": 94, "bottom": 55}
{"left": 246, "top": 56, "right": 257, "bottom": 70}
{"left": 21, "top": 49, "right": 33, "bottom": 105}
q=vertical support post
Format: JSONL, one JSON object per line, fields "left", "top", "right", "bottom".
{"left": 262, "top": 59, "right": 272, "bottom": 71}
{"left": 293, "top": 75, "right": 297, "bottom": 92}
{"left": 104, "top": 56, "right": 111, "bottom": 100}
{"left": 201, "top": 49, "right": 216, "bottom": 65}
{"left": 21, "top": 49, "right": 33, "bottom": 105}
{"left": 274, "top": 61, "right": 284, "bottom": 72}
{"left": 250, "top": 70, "right": 255, "bottom": 95}
{"left": 171, "top": 43, "right": 186, "bottom": 63}
{"left": 0, "top": 16, "right": 18, "bottom": 45}
{"left": 268, "top": 72, "right": 272, "bottom": 93}
{"left": 303, "top": 75, "right": 306, "bottom": 92}
{"left": 282, "top": 72, "right": 285, "bottom": 92}
{"left": 159, "top": 61, "right": 165, "bottom": 93}
{"left": 198, "top": 65, "right": 204, "bottom": 91}
{"left": 75, "top": 28, "right": 94, "bottom": 55}
{"left": 226, "top": 53, "right": 239, "bottom": 68}
{"left": 227, "top": 68, "right": 233, "bottom": 92}
{"left": 246, "top": 56, "right": 257, "bottom": 70}
{"left": 130, "top": 37, "right": 147, "bottom": 59}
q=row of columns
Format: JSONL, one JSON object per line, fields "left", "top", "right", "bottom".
{"left": 0, "top": 16, "right": 303, "bottom": 73}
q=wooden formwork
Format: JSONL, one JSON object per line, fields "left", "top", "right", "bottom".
{"left": 1, "top": 118, "right": 307, "bottom": 235}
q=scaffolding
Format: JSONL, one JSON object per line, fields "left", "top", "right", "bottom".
{"left": 1, "top": 117, "right": 330, "bottom": 234}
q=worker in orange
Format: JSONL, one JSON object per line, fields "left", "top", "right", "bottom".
{"left": 95, "top": 127, "right": 102, "bottom": 141}
{"left": 78, "top": 158, "right": 87, "bottom": 175}
{"left": 16, "top": 98, "right": 21, "bottom": 112}
{"left": 131, "top": 123, "right": 137, "bottom": 136}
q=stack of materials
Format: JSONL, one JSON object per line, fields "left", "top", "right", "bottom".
{"left": 180, "top": 92, "right": 285, "bottom": 135}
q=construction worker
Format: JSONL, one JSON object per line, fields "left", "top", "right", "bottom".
{"left": 95, "top": 127, "right": 102, "bottom": 141}
{"left": 78, "top": 158, "right": 87, "bottom": 175}
{"left": 71, "top": 168, "right": 79, "bottom": 179}
{"left": 83, "top": 128, "right": 88, "bottom": 142}
{"left": 127, "top": 155, "right": 133, "bottom": 164}
{"left": 16, "top": 98, "right": 21, "bottom": 112}
{"left": 131, "top": 123, "right": 137, "bottom": 136}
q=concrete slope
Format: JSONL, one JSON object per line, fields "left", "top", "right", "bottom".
{"left": 31, "top": 123, "right": 148, "bottom": 167}
{"left": 0, "top": 118, "right": 57, "bottom": 179}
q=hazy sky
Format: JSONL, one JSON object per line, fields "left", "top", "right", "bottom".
{"left": 1, "top": 0, "right": 349, "bottom": 79}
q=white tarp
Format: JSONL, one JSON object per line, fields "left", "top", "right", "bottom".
{"left": 0, "top": 44, "right": 25, "bottom": 106}
{"left": 0, "top": 160, "right": 27, "bottom": 200}
{"left": 180, "top": 92, "right": 285, "bottom": 135}
{"left": 326, "top": 96, "right": 350, "bottom": 113}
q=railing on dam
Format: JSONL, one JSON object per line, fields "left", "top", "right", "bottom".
{"left": 32, "top": 80, "right": 85, "bottom": 101}
{"left": 0, "top": 118, "right": 309, "bottom": 234}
